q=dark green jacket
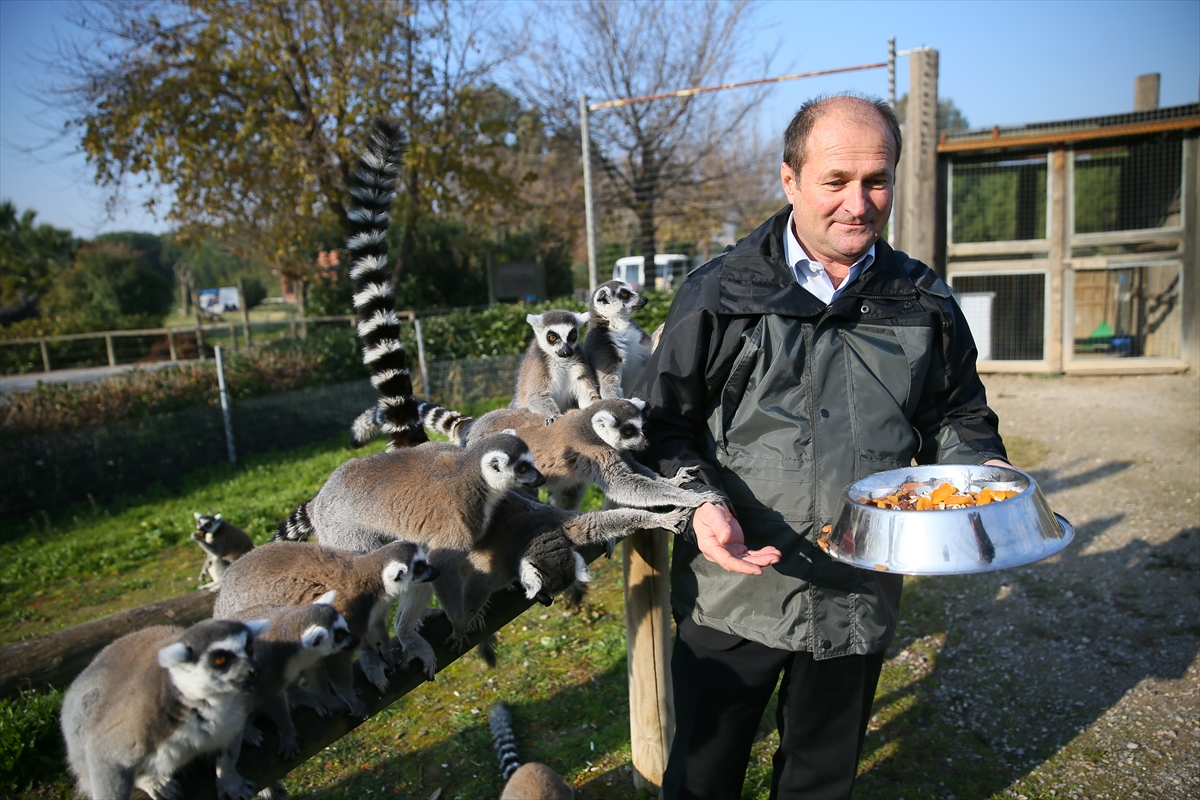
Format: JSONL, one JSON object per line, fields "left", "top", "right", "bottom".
{"left": 635, "top": 206, "right": 1006, "bottom": 658}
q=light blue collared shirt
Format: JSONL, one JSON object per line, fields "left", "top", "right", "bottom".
{"left": 783, "top": 211, "right": 875, "bottom": 305}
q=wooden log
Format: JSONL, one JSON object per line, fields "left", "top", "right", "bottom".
{"left": 0, "top": 591, "right": 215, "bottom": 698}
{"left": 623, "top": 529, "right": 674, "bottom": 794}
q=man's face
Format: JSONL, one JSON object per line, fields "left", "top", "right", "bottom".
{"left": 780, "top": 111, "right": 895, "bottom": 268}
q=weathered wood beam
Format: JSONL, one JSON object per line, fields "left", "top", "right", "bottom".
{"left": 0, "top": 591, "right": 215, "bottom": 698}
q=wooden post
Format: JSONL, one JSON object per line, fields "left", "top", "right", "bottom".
{"left": 229, "top": 323, "right": 238, "bottom": 353}
{"left": 195, "top": 316, "right": 207, "bottom": 361}
{"left": 104, "top": 333, "right": 116, "bottom": 367}
{"left": 899, "top": 47, "right": 939, "bottom": 267}
{"left": 167, "top": 329, "right": 178, "bottom": 362}
{"left": 623, "top": 529, "right": 675, "bottom": 794}
{"left": 39, "top": 338, "right": 50, "bottom": 372}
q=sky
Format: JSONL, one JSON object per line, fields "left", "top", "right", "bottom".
{"left": 1, "top": 0, "right": 1197, "bottom": 239}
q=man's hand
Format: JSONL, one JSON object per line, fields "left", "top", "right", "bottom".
{"left": 693, "top": 502, "right": 782, "bottom": 575}
{"left": 983, "top": 458, "right": 1013, "bottom": 468}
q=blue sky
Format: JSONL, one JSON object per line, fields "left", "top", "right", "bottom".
{"left": 2, "top": 0, "right": 1197, "bottom": 238}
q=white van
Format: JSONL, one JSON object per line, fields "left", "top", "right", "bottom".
{"left": 612, "top": 254, "right": 690, "bottom": 292}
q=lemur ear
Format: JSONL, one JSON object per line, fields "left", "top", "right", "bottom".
{"left": 575, "top": 312, "right": 589, "bottom": 328}
{"left": 315, "top": 590, "right": 337, "bottom": 606}
{"left": 244, "top": 619, "right": 272, "bottom": 638}
{"left": 194, "top": 512, "right": 202, "bottom": 522}
{"left": 525, "top": 313, "right": 540, "bottom": 326}
{"left": 214, "top": 513, "right": 222, "bottom": 521}
{"left": 158, "top": 642, "right": 193, "bottom": 668}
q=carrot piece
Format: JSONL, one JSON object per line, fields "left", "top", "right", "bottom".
{"left": 915, "top": 496, "right": 933, "bottom": 510}
{"left": 943, "top": 495, "right": 972, "bottom": 505}
{"left": 929, "top": 483, "right": 956, "bottom": 504}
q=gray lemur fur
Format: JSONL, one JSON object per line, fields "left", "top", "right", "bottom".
{"left": 464, "top": 491, "right": 691, "bottom": 623}
{"left": 60, "top": 618, "right": 270, "bottom": 800}
{"left": 583, "top": 280, "right": 652, "bottom": 400}
{"left": 420, "top": 398, "right": 719, "bottom": 512}
{"left": 192, "top": 513, "right": 255, "bottom": 591}
{"left": 512, "top": 309, "right": 600, "bottom": 421}
{"left": 297, "top": 434, "right": 544, "bottom": 667}
{"left": 489, "top": 702, "right": 574, "bottom": 800}
{"left": 222, "top": 595, "right": 356, "bottom": 759}
{"left": 214, "top": 540, "right": 436, "bottom": 712}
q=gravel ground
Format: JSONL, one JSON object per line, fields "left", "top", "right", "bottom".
{"left": 893, "top": 372, "right": 1200, "bottom": 799}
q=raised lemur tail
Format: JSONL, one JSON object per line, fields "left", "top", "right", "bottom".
{"left": 273, "top": 499, "right": 315, "bottom": 542}
{"left": 489, "top": 703, "right": 522, "bottom": 781}
{"left": 417, "top": 400, "right": 473, "bottom": 444}
{"left": 348, "top": 119, "right": 427, "bottom": 450}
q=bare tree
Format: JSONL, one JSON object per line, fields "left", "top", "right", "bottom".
{"left": 523, "top": 0, "right": 772, "bottom": 274}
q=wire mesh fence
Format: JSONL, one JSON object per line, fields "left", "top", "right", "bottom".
{"left": 0, "top": 352, "right": 522, "bottom": 520}
{"left": 950, "top": 273, "right": 1046, "bottom": 362}
{"left": 1072, "top": 135, "right": 1184, "bottom": 235}
{"left": 949, "top": 154, "right": 1049, "bottom": 244}
{"left": 1072, "top": 263, "right": 1182, "bottom": 359}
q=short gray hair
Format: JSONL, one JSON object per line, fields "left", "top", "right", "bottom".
{"left": 782, "top": 94, "right": 902, "bottom": 174}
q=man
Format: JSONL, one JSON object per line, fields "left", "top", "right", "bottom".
{"left": 634, "top": 94, "right": 1008, "bottom": 800}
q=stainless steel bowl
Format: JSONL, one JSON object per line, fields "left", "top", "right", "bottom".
{"left": 820, "top": 464, "right": 1072, "bottom": 575}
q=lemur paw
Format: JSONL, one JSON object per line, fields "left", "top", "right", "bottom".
{"left": 666, "top": 465, "right": 703, "bottom": 486}
{"left": 277, "top": 733, "right": 300, "bottom": 760}
{"left": 242, "top": 722, "right": 264, "bottom": 748}
{"left": 543, "top": 416, "right": 558, "bottom": 426}
{"left": 216, "top": 772, "right": 256, "bottom": 800}
{"left": 358, "top": 649, "right": 390, "bottom": 693}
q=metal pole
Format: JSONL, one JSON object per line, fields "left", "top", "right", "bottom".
{"left": 214, "top": 346, "right": 237, "bottom": 466}
{"left": 580, "top": 93, "right": 598, "bottom": 295}
{"left": 888, "top": 37, "right": 898, "bottom": 245}
{"left": 413, "top": 317, "right": 431, "bottom": 399}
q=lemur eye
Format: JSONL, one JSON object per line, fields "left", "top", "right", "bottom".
{"left": 622, "top": 426, "right": 635, "bottom": 437}
{"left": 517, "top": 463, "right": 528, "bottom": 473}
{"left": 568, "top": 331, "right": 577, "bottom": 341}
{"left": 211, "top": 653, "right": 228, "bottom": 667}
{"left": 244, "top": 642, "right": 253, "bottom": 655}
{"left": 547, "top": 332, "right": 558, "bottom": 342}
{"left": 619, "top": 291, "right": 630, "bottom": 299}
{"left": 334, "top": 630, "right": 346, "bottom": 643}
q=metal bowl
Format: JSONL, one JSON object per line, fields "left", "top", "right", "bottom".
{"left": 819, "top": 464, "right": 1072, "bottom": 575}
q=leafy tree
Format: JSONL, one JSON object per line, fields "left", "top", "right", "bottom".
{"left": 43, "top": 240, "right": 173, "bottom": 326}
{"left": 56, "top": 0, "right": 527, "bottom": 296}
{"left": 0, "top": 202, "right": 78, "bottom": 324}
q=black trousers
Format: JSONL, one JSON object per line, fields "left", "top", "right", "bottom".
{"left": 662, "top": 617, "right": 885, "bottom": 800}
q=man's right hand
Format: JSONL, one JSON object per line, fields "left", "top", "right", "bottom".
{"left": 693, "top": 502, "right": 783, "bottom": 575}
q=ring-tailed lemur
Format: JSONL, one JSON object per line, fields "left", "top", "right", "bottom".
{"left": 60, "top": 618, "right": 270, "bottom": 800}
{"left": 512, "top": 310, "right": 599, "bottom": 421}
{"left": 192, "top": 512, "right": 255, "bottom": 591}
{"left": 345, "top": 118, "right": 427, "bottom": 450}
{"left": 418, "top": 398, "right": 719, "bottom": 511}
{"left": 582, "top": 280, "right": 652, "bottom": 399}
{"left": 215, "top": 541, "right": 436, "bottom": 709}
{"left": 489, "top": 702, "right": 575, "bottom": 799}
{"left": 272, "top": 433, "right": 545, "bottom": 668}
{"left": 228, "top": 595, "right": 355, "bottom": 759}
{"left": 464, "top": 491, "right": 691, "bottom": 623}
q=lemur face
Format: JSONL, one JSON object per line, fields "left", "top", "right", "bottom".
{"left": 593, "top": 280, "right": 648, "bottom": 317}
{"left": 528, "top": 311, "right": 583, "bottom": 359}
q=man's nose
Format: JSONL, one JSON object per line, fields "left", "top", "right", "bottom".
{"left": 842, "top": 184, "right": 870, "bottom": 217}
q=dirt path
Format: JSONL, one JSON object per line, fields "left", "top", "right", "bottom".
{"left": 919, "top": 373, "right": 1200, "bottom": 799}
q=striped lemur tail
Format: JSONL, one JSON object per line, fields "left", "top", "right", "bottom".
{"left": 347, "top": 118, "right": 427, "bottom": 450}
{"left": 489, "top": 703, "right": 522, "bottom": 781}
{"left": 273, "top": 499, "right": 315, "bottom": 542}
{"left": 349, "top": 398, "right": 474, "bottom": 446}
